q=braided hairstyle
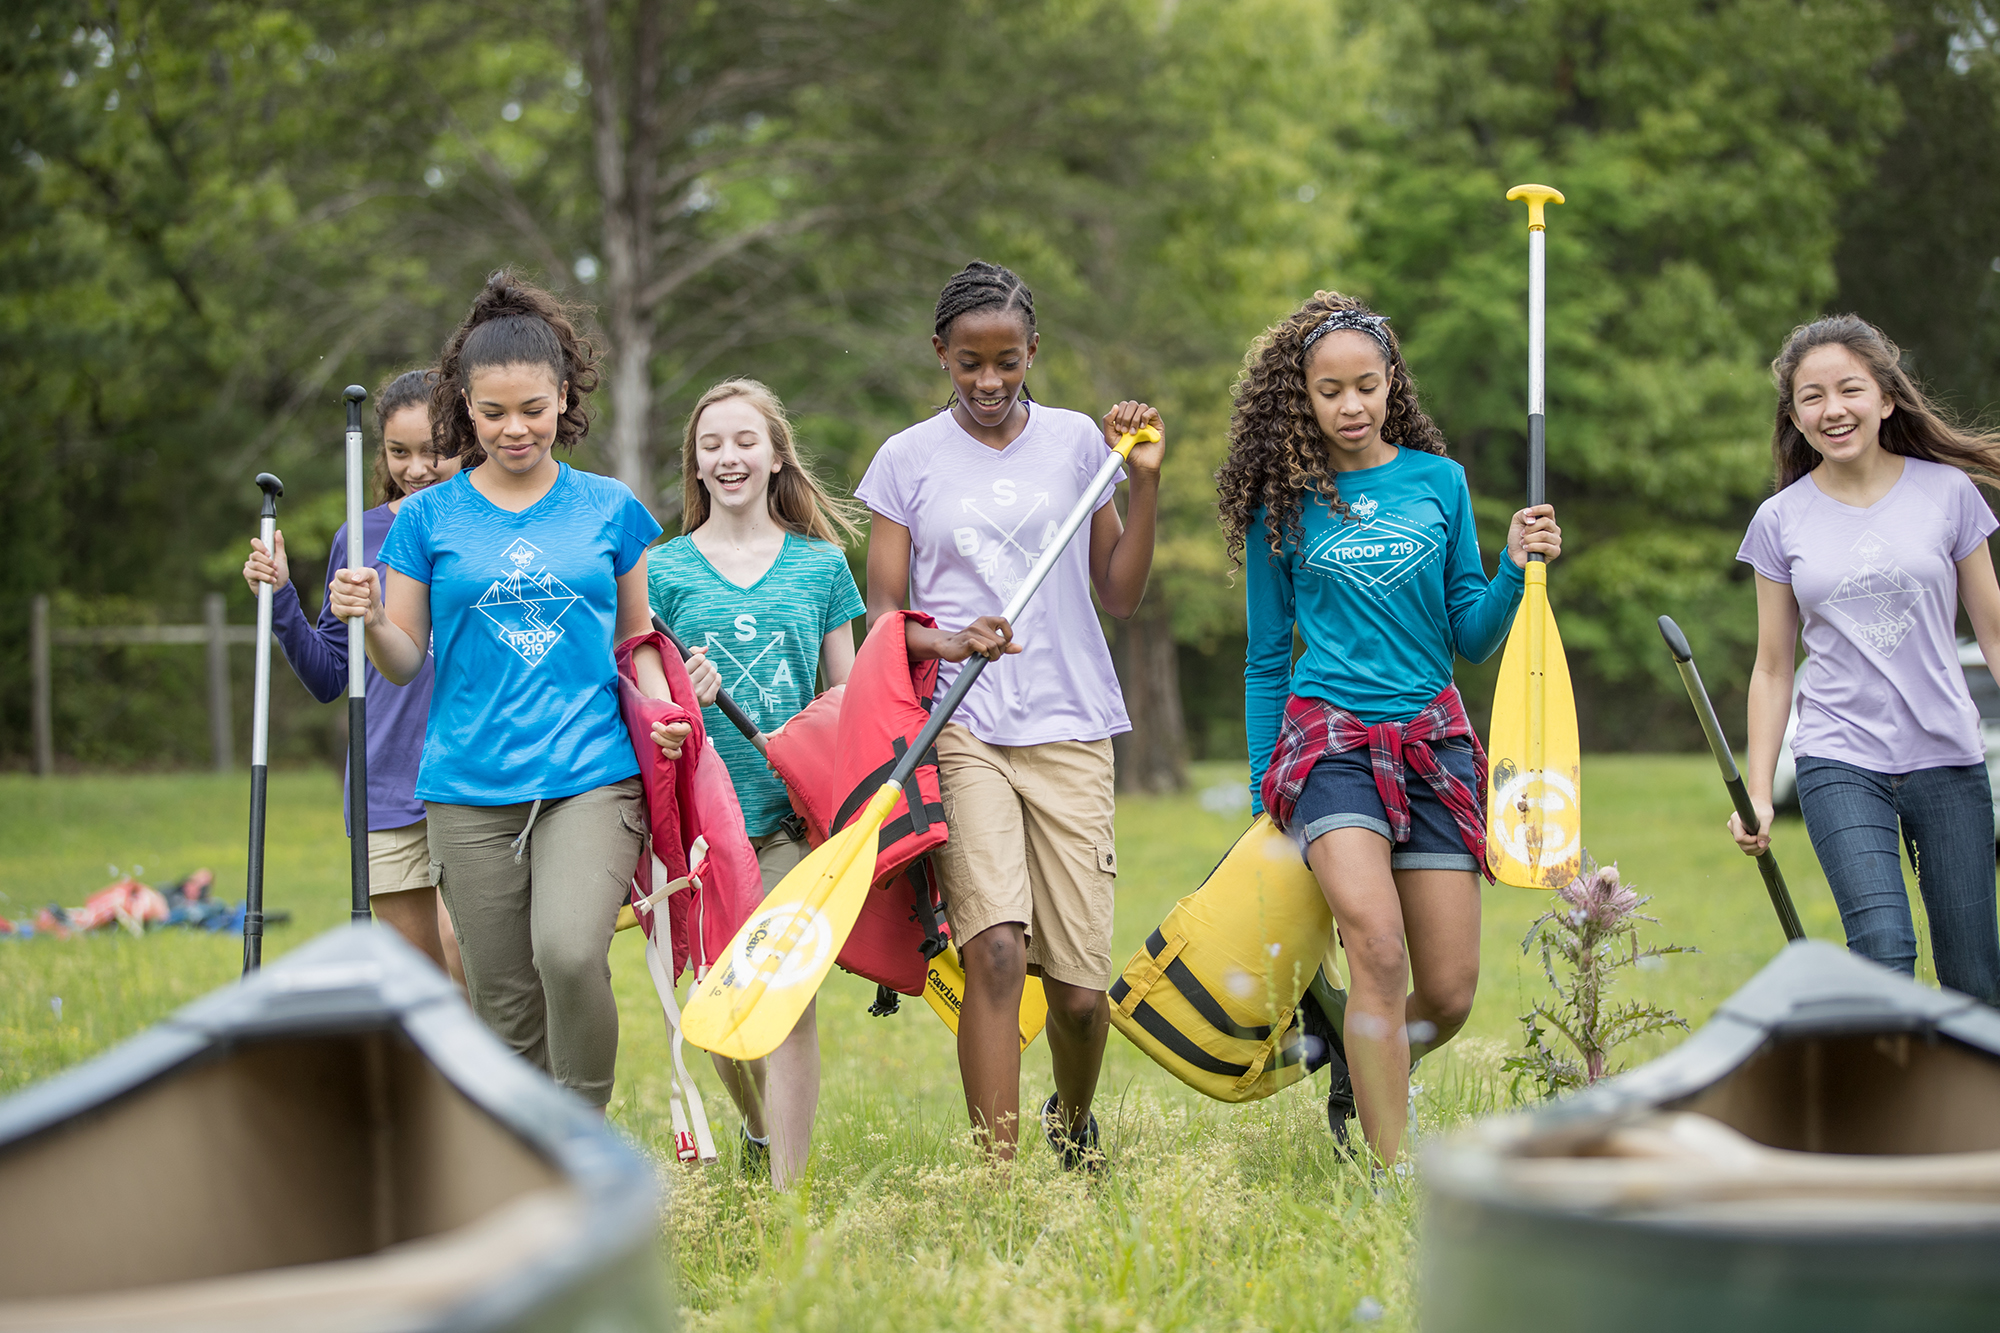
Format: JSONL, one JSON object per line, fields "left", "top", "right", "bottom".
{"left": 933, "top": 260, "right": 1037, "bottom": 407}
{"left": 431, "top": 270, "right": 599, "bottom": 460}
{"left": 933, "top": 259, "right": 1037, "bottom": 341}
{"left": 1217, "top": 291, "right": 1448, "bottom": 567}
{"left": 1770, "top": 314, "right": 2000, "bottom": 492}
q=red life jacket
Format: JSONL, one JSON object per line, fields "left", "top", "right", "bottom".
{"left": 615, "top": 630, "right": 764, "bottom": 983}
{"left": 766, "top": 609, "right": 950, "bottom": 995}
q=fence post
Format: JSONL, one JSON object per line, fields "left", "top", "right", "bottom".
{"left": 205, "top": 592, "right": 232, "bottom": 772}
{"left": 31, "top": 595, "right": 52, "bottom": 777}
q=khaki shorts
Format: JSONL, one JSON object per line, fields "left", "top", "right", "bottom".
{"left": 368, "top": 820, "right": 432, "bottom": 896}
{"left": 750, "top": 826, "right": 808, "bottom": 893}
{"left": 932, "top": 723, "right": 1118, "bottom": 989}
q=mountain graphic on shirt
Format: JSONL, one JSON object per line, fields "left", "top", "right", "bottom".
{"left": 1824, "top": 530, "right": 1922, "bottom": 657}
{"left": 1299, "top": 497, "right": 1441, "bottom": 597}
{"left": 474, "top": 538, "right": 582, "bottom": 666}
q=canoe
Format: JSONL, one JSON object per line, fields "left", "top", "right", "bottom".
{"left": 0, "top": 926, "right": 666, "bottom": 1333}
{"left": 1424, "top": 940, "right": 2000, "bottom": 1333}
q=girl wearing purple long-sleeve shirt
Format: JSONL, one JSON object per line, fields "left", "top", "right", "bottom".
{"left": 242, "top": 370, "right": 467, "bottom": 982}
{"left": 1734, "top": 315, "right": 2000, "bottom": 1004}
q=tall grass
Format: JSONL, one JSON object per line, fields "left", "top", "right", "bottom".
{"left": 0, "top": 759, "right": 1915, "bottom": 1329}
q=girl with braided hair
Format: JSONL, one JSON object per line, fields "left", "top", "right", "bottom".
{"left": 856, "top": 259, "right": 1166, "bottom": 1165}
{"left": 330, "top": 271, "right": 692, "bottom": 1110}
{"left": 1219, "top": 291, "right": 1561, "bottom": 1166}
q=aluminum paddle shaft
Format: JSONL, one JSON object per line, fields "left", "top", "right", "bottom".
{"left": 1658, "top": 615, "right": 1805, "bottom": 942}
{"left": 343, "top": 385, "right": 370, "bottom": 923}
{"left": 243, "top": 473, "right": 284, "bottom": 972}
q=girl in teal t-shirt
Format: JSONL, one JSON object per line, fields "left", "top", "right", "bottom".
{"left": 647, "top": 377, "right": 863, "bottom": 1188}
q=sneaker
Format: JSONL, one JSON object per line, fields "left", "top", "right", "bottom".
{"left": 739, "top": 1128, "right": 770, "bottom": 1180}
{"left": 1040, "top": 1093, "right": 1102, "bottom": 1173}
{"left": 1298, "top": 975, "right": 1355, "bottom": 1144}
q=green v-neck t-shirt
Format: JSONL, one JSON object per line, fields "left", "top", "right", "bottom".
{"left": 647, "top": 531, "right": 865, "bottom": 835}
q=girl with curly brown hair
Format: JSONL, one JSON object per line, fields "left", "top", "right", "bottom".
{"left": 1218, "top": 292, "right": 1562, "bottom": 1165}
{"left": 329, "top": 271, "right": 693, "bottom": 1109}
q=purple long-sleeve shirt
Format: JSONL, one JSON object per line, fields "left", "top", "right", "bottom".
{"left": 270, "top": 503, "right": 433, "bottom": 833}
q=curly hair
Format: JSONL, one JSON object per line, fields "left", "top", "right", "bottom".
{"left": 1771, "top": 314, "right": 2000, "bottom": 492}
{"left": 1217, "top": 291, "right": 1448, "bottom": 567}
{"left": 431, "top": 270, "right": 600, "bottom": 460}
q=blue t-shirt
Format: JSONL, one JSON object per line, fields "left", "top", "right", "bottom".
{"left": 1243, "top": 446, "right": 1525, "bottom": 812}
{"left": 648, "top": 532, "right": 865, "bottom": 836}
{"left": 379, "top": 463, "right": 663, "bottom": 804}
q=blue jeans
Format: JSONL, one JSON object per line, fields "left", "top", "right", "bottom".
{"left": 1795, "top": 756, "right": 2000, "bottom": 1004}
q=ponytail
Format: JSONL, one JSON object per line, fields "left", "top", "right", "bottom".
{"left": 431, "top": 270, "right": 599, "bottom": 461}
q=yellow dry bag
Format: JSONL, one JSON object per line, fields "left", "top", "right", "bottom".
{"left": 1110, "top": 814, "right": 1341, "bottom": 1102}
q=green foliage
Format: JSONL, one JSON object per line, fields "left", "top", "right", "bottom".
{"left": 1833, "top": 0, "right": 2000, "bottom": 421}
{"left": 4, "top": 0, "right": 1997, "bottom": 768}
{"left": 1504, "top": 852, "right": 1695, "bottom": 1097}
{"left": 1344, "top": 0, "right": 1900, "bottom": 747}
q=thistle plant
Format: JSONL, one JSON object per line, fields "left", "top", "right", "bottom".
{"left": 1504, "top": 854, "right": 1697, "bottom": 1099}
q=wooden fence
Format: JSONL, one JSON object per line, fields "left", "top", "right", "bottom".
{"left": 28, "top": 593, "right": 267, "bottom": 776}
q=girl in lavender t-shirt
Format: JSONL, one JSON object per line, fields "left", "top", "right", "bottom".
{"left": 856, "top": 260, "right": 1165, "bottom": 1166}
{"left": 1734, "top": 314, "right": 2000, "bottom": 1003}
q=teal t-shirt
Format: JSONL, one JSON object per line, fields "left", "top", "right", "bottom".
{"left": 378, "top": 463, "right": 662, "bottom": 804}
{"left": 647, "top": 531, "right": 865, "bottom": 835}
{"left": 1243, "top": 446, "right": 1526, "bottom": 812}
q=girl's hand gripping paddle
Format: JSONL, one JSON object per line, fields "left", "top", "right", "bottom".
{"left": 682, "top": 427, "right": 1162, "bottom": 1061}
{"left": 1487, "top": 185, "right": 1583, "bottom": 889}
{"left": 1657, "top": 616, "right": 1806, "bottom": 942}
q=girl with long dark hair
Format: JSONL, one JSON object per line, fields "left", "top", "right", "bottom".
{"left": 1732, "top": 314, "right": 2000, "bottom": 1004}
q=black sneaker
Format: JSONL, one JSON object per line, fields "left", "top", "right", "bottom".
{"left": 1039, "top": 1093, "right": 1103, "bottom": 1173}
{"left": 739, "top": 1128, "right": 771, "bottom": 1180}
{"left": 1298, "top": 974, "right": 1355, "bottom": 1145}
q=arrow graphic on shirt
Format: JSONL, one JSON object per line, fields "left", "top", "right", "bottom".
{"left": 705, "top": 631, "right": 788, "bottom": 711}
{"left": 961, "top": 493, "right": 1051, "bottom": 559}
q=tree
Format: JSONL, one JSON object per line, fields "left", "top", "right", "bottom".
{"left": 1833, "top": 1, "right": 2000, "bottom": 423}
{"left": 1341, "top": 0, "right": 1898, "bottom": 747}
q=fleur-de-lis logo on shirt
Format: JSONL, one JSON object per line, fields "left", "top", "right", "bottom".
{"left": 1350, "top": 495, "right": 1379, "bottom": 522}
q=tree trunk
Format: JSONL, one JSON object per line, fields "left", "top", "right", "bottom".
{"left": 581, "top": 0, "right": 661, "bottom": 513}
{"left": 1113, "top": 598, "right": 1188, "bottom": 794}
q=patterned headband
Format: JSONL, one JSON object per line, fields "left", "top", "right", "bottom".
{"left": 1301, "top": 310, "right": 1394, "bottom": 362}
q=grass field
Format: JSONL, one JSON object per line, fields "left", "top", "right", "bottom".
{"left": 0, "top": 759, "right": 1926, "bottom": 1330}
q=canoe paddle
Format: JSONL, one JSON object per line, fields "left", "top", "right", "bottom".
{"left": 1657, "top": 615, "right": 1806, "bottom": 942}
{"left": 628, "top": 614, "right": 1050, "bottom": 1048}
{"left": 242, "top": 472, "right": 283, "bottom": 973}
{"left": 342, "top": 385, "right": 371, "bottom": 923}
{"left": 681, "top": 426, "right": 1161, "bottom": 1061}
{"left": 1486, "top": 184, "right": 1583, "bottom": 890}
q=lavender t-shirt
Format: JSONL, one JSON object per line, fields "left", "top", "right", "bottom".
{"left": 1737, "top": 457, "right": 1997, "bottom": 773}
{"left": 855, "top": 404, "right": 1131, "bottom": 746}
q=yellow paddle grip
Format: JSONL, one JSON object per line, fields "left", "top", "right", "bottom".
{"left": 1506, "top": 183, "right": 1565, "bottom": 232}
{"left": 1114, "top": 425, "right": 1162, "bottom": 460}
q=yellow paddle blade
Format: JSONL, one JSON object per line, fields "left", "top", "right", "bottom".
{"left": 1486, "top": 565, "right": 1582, "bottom": 888}
{"left": 921, "top": 942, "right": 1049, "bottom": 1052}
{"left": 681, "top": 784, "right": 901, "bottom": 1060}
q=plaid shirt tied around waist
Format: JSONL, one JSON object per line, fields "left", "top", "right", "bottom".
{"left": 1260, "top": 686, "right": 1493, "bottom": 884}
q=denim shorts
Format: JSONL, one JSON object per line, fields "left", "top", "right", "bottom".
{"left": 1291, "top": 738, "right": 1484, "bottom": 872}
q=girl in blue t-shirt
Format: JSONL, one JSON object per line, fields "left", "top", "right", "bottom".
{"left": 331, "top": 273, "right": 692, "bottom": 1110}
{"left": 1216, "top": 292, "right": 1562, "bottom": 1167}
{"left": 242, "top": 369, "right": 466, "bottom": 985}
{"left": 648, "top": 377, "right": 865, "bottom": 1187}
